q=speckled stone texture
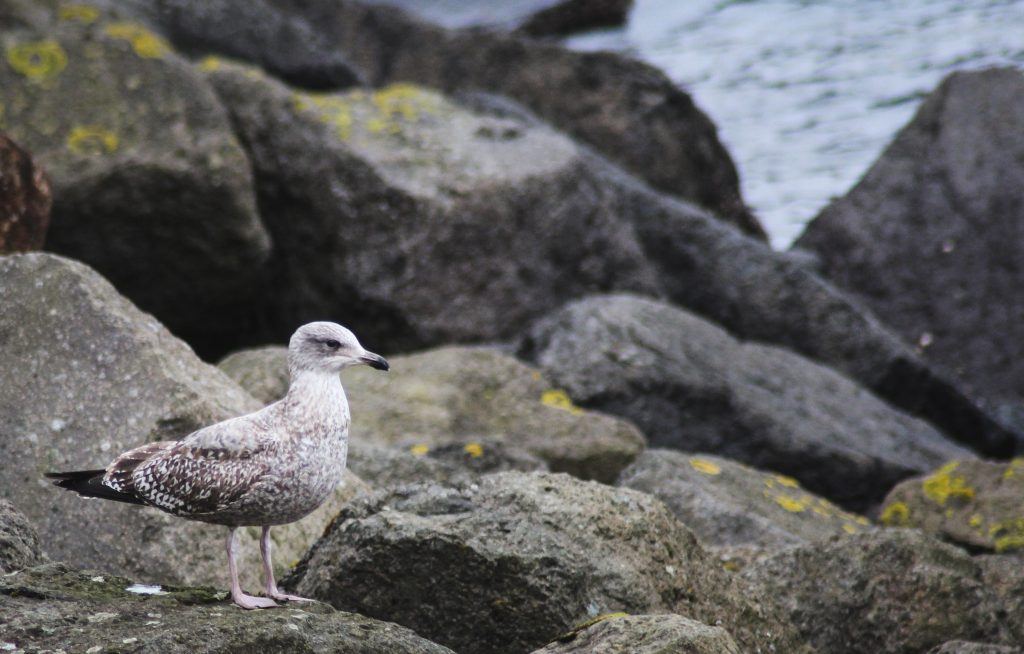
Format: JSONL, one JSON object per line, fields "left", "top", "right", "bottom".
{"left": 880, "top": 458, "right": 1024, "bottom": 553}
{"left": 619, "top": 450, "right": 873, "bottom": 550}
{"left": 522, "top": 294, "right": 971, "bottom": 510}
{"left": 531, "top": 613, "right": 740, "bottom": 654}
{"left": 741, "top": 529, "right": 1017, "bottom": 653}
{"left": 0, "top": 563, "right": 455, "bottom": 653}
{"left": 218, "top": 345, "right": 644, "bottom": 483}
{"left": 0, "top": 499, "right": 44, "bottom": 574}
{"left": 287, "top": 471, "right": 811, "bottom": 654}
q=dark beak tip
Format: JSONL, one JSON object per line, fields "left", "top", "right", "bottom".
{"left": 365, "top": 354, "right": 389, "bottom": 371}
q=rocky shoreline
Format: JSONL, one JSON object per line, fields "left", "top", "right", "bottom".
{"left": 2, "top": 1, "right": 1023, "bottom": 653}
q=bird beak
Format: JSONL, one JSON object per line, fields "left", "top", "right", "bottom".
{"left": 360, "top": 351, "right": 389, "bottom": 371}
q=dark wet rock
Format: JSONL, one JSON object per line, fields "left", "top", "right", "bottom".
{"left": 741, "top": 529, "right": 1015, "bottom": 654}
{"left": 361, "top": 0, "right": 634, "bottom": 37}
{"left": 125, "top": 0, "right": 760, "bottom": 237}
{"left": 0, "top": 1, "right": 270, "bottom": 357}
{"left": 0, "top": 562, "right": 455, "bottom": 653}
{"left": 532, "top": 613, "right": 740, "bottom": 654}
{"left": 522, "top": 294, "right": 971, "bottom": 509}
{"left": 123, "top": 0, "right": 364, "bottom": 89}
{"left": 0, "top": 499, "right": 44, "bottom": 574}
{"left": 619, "top": 450, "right": 873, "bottom": 549}
{"left": 348, "top": 441, "right": 546, "bottom": 489}
{"left": 929, "top": 642, "right": 1024, "bottom": 654}
{"left": 0, "top": 133, "right": 50, "bottom": 253}
{"left": 880, "top": 458, "right": 1024, "bottom": 553}
{"left": 288, "top": 472, "right": 809, "bottom": 654}
{"left": 217, "top": 343, "right": 643, "bottom": 483}
{"left": 0, "top": 253, "right": 364, "bottom": 589}
{"left": 795, "top": 68, "right": 1024, "bottom": 416}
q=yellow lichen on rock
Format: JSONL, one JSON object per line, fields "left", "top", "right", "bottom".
{"left": 103, "top": 22, "right": 170, "bottom": 59}
{"left": 463, "top": 442, "right": 484, "bottom": 458}
{"left": 1003, "top": 458, "right": 1024, "bottom": 480}
{"left": 198, "top": 56, "right": 223, "bottom": 72}
{"left": 5, "top": 40, "right": 68, "bottom": 82}
{"left": 372, "top": 83, "right": 437, "bottom": 123}
{"left": 990, "top": 518, "right": 1024, "bottom": 553}
{"left": 880, "top": 501, "right": 910, "bottom": 526}
{"left": 66, "top": 125, "right": 118, "bottom": 155}
{"left": 58, "top": 3, "right": 100, "bottom": 24}
{"left": 540, "top": 389, "right": 584, "bottom": 416}
{"left": 772, "top": 473, "right": 800, "bottom": 488}
{"left": 409, "top": 443, "right": 430, "bottom": 457}
{"left": 921, "top": 460, "right": 975, "bottom": 506}
{"left": 772, "top": 493, "right": 809, "bottom": 513}
{"left": 292, "top": 93, "right": 354, "bottom": 140}
{"left": 689, "top": 457, "right": 722, "bottom": 476}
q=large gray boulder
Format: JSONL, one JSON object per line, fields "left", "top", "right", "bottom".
{"left": 619, "top": 450, "right": 873, "bottom": 549}
{"left": 287, "top": 472, "right": 810, "bottom": 654}
{"left": 218, "top": 344, "right": 643, "bottom": 483}
{"left": 0, "top": 562, "right": 456, "bottom": 653}
{"left": 0, "top": 253, "right": 362, "bottom": 589}
{"left": 795, "top": 68, "right": 1024, "bottom": 416}
{"left": 532, "top": 613, "right": 740, "bottom": 654}
{"left": 0, "top": 499, "right": 44, "bottom": 574}
{"left": 119, "top": 0, "right": 762, "bottom": 237}
{"left": 522, "top": 294, "right": 971, "bottom": 508}
{"left": 741, "top": 530, "right": 1015, "bottom": 654}
{"left": 0, "top": 1, "right": 270, "bottom": 357}
{"left": 879, "top": 458, "right": 1024, "bottom": 553}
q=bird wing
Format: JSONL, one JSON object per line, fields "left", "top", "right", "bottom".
{"left": 105, "top": 405, "right": 281, "bottom": 516}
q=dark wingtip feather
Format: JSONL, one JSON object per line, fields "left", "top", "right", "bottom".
{"left": 45, "top": 469, "right": 146, "bottom": 505}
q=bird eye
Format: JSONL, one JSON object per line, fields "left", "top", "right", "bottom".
{"left": 324, "top": 339, "right": 341, "bottom": 349}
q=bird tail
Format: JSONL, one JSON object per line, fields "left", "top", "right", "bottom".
{"left": 44, "top": 469, "right": 146, "bottom": 505}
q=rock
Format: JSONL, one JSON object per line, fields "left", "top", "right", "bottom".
{"left": 532, "top": 613, "right": 740, "bottom": 654}
{"left": 288, "top": 472, "right": 810, "bottom": 654}
{"left": 0, "top": 499, "right": 44, "bottom": 574}
{"left": 880, "top": 458, "right": 1024, "bottom": 553}
{"left": 0, "top": 133, "right": 50, "bottom": 253}
{"left": 0, "top": 1, "right": 270, "bottom": 356}
{"left": 217, "top": 346, "right": 291, "bottom": 404}
{"left": 975, "top": 554, "right": 1024, "bottom": 646}
{"left": 740, "top": 529, "right": 1014, "bottom": 654}
{"left": 618, "top": 450, "right": 872, "bottom": 549}
{"left": 348, "top": 441, "right": 547, "bottom": 490}
{"left": 125, "top": 0, "right": 762, "bottom": 237}
{"left": 0, "top": 253, "right": 363, "bottom": 589}
{"left": 217, "top": 343, "right": 643, "bottom": 483}
{"left": 794, "top": 68, "right": 1024, "bottom": 413}
{"left": 522, "top": 294, "right": 971, "bottom": 509}
{"left": 929, "top": 642, "right": 1024, "bottom": 654}
{"left": 360, "top": 0, "right": 634, "bottom": 37}
{"left": 123, "top": 0, "right": 364, "bottom": 89}
{"left": 0, "top": 562, "right": 456, "bottom": 653}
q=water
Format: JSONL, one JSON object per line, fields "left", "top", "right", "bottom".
{"left": 568, "top": 0, "right": 1024, "bottom": 248}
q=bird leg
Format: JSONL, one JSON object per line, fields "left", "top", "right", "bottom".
{"left": 261, "top": 525, "right": 314, "bottom": 603}
{"left": 226, "top": 527, "right": 278, "bottom": 609}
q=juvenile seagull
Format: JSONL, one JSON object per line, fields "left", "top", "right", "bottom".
{"left": 46, "top": 322, "right": 388, "bottom": 609}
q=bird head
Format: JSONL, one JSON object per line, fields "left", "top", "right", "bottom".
{"left": 287, "top": 322, "right": 389, "bottom": 376}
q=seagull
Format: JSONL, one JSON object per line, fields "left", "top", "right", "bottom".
{"left": 45, "top": 322, "right": 388, "bottom": 609}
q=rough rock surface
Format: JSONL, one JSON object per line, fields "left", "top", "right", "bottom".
{"left": 217, "top": 346, "right": 292, "bottom": 404}
{"left": 741, "top": 529, "right": 1015, "bottom": 654}
{"left": 976, "top": 554, "right": 1024, "bottom": 646}
{"left": 217, "top": 343, "right": 643, "bottom": 483}
{"left": 0, "top": 1, "right": 270, "bottom": 356}
{"left": 929, "top": 642, "right": 1024, "bottom": 654}
{"left": 516, "top": 0, "right": 634, "bottom": 37}
{"left": 0, "top": 499, "right": 44, "bottom": 574}
{"left": 619, "top": 450, "right": 872, "bottom": 549}
{"left": 0, "top": 133, "right": 50, "bottom": 253}
{"left": 125, "top": 0, "right": 760, "bottom": 237}
{"left": 880, "top": 458, "right": 1024, "bottom": 553}
{"left": 288, "top": 472, "right": 809, "bottom": 654}
{"left": 0, "top": 563, "right": 456, "bottom": 653}
{"left": 0, "top": 253, "right": 362, "bottom": 589}
{"left": 795, "top": 68, "right": 1024, "bottom": 412}
{"left": 532, "top": 613, "right": 740, "bottom": 654}
{"left": 522, "top": 294, "right": 971, "bottom": 508}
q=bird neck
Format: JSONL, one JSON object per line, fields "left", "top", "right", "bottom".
{"left": 284, "top": 371, "right": 348, "bottom": 422}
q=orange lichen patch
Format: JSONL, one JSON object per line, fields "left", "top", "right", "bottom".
{"left": 104, "top": 22, "right": 170, "bottom": 59}
{"left": 921, "top": 461, "right": 975, "bottom": 506}
{"left": 1003, "top": 458, "right": 1024, "bottom": 480}
{"left": 66, "top": 125, "right": 118, "bottom": 155}
{"left": 688, "top": 457, "right": 721, "bottom": 476}
{"left": 990, "top": 518, "right": 1024, "bottom": 553}
{"left": 58, "top": 3, "right": 100, "bottom": 23}
{"left": 463, "top": 442, "right": 484, "bottom": 458}
{"left": 409, "top": 443, "right": 430, "bottom": 457}
{"left": 880, "top": 501, "right": 910, "bottom": 526}
{"left": 292, "top": 93, "right": 354, "bottom": 140}
{"left": 540, "top": 389, "right": 584, "bottom": 416}
{"left": 5, "top": 40, "right": 68, "bottom": 82}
